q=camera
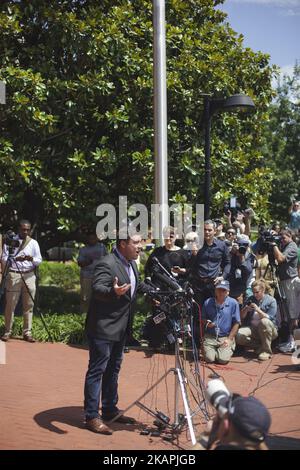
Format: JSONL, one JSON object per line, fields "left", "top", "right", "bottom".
{"left": 223, "top": 201, "right": 239, "bottom": 217}
{"left": 261, "top": 230, "right": 281, "bottom": 245}
{"left": 256, "top": 228, "right": 281, "bottom": 256}
{"left": 206, "top": 379, "right": 231, "bottom": 418}
{"left": 238, "top": 243, "right": 248, "bottom": 255}
{"left": 3, "top": 230, "right": 20, "bottom": 249}
{"left": 231, "top": 239, "right": 249, "bottom": 255}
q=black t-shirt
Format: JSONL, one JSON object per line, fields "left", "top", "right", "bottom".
{"left": 144, "top": 246, "right": 189, "bottom": 286}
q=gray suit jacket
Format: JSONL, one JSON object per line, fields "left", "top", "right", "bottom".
{"left": 85, "top": 252, "right": 149, "bottom": 341}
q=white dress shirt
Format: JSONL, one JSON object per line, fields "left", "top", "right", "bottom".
{"left": 1, "top": 236, "right": 42, "bottom": 272}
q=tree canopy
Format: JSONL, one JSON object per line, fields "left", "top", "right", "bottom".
{"left": 261, "top": 63, "right": 300, "bottom": 225}
{"left": 0, "top": 0, "right": 275, "bottom": 249}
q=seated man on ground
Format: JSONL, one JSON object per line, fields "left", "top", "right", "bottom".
{"left": 236, "top": 279, "right": 278, "bottom": 361}
{"left": 201, "top": 280, "right": 240, "bottom": 364}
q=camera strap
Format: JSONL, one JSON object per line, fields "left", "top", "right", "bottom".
{"left": 14, "top": 236, "right": 32, "bottom": 258}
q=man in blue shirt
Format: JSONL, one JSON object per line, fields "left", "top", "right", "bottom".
{"left": 202, "top": 280, "right": 240, "bottom": 364}
{"left": 191, "top": 220, "right": 231, "bottom": 306}
{"left": 237, "top": 280, "right": 278, "bottom": 361}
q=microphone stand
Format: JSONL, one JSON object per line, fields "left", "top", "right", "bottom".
{"left": 108, "top": 283, "right": 210, "bottom": 446}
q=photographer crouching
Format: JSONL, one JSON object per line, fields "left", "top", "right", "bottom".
{"left": 236, "top": 280, "right": 278, "bottom": 361}
{"left": 1, "top": 220, "right": 42, "bottom": 342}
{"left": 194, "top": 380, "right": 271, "bottom": 450}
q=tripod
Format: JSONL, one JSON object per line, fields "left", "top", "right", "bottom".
{"left": 0, "top": 248, "right": 53, "bottom": 342}
{"left": 109, "top": 298, "right": 210, "bottom": 446}
{"left": 264, "top": 260, "right": 289, "bottom": 323}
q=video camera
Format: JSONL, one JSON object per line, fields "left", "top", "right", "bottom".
{"left": 3, "top": 230, "right": 21, "bottom": 250}
{"left": 256, "top": 228, "right": 281, "bottom": 256}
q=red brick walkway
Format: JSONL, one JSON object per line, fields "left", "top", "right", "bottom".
{"left": 0, "top": 339, "right": 299, "bottom": 450}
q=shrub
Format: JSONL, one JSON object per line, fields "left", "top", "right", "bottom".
{"left": 0, "top": 313, "right": 86, "bottom": 344}
{"left": 38, "top": 261, "right": 80, "bottom": 290}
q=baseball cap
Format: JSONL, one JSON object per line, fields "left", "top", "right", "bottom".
{"left": 236, "top": 234, "right": 250, "bottom": 245}
{"left": 215, "top": 279, "right": 230, "bottom": 290}
{"left": 229, "top": 396, "right": 271, "bottom": 442}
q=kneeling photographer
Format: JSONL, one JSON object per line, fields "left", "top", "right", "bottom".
{"left": 236, "top": 280, "right": 278, "bottom": 361}
{"left": 228, "top": 235, "right": 255, "bottom": 305}
{"left": 195, "top": 379, "right": 271, "bottom": 450}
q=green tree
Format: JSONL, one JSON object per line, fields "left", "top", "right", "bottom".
{"left": 260, "top": 63, "right": 300, "bottom": 224}
{"left": 0, "top": 0, "right": 275, "bottom": 249}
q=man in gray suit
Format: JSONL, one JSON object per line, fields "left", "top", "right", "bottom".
{"left": 84, "top": 233, "right": 150, "bottom": 434}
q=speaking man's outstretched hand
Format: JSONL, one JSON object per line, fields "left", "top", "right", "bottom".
{"left": 113, "top": 277, "right": 131, "bottom": 297}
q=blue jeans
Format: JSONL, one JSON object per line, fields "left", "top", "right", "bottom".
{"left": 84, "top": 335, "right": 126, "bottom": 420}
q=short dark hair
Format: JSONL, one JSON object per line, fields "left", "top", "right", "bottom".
{"left": 116, "top": 231, "right": 130, "bottom": 247}
{"left": 19, "top": 219, "right": 31, "bottom": 227}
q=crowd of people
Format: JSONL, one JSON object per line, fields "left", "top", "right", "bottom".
{"left": 1, "top": 205, "right": 300, "bottom": 443}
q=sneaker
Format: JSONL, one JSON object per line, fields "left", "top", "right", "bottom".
{"left": 278, "top": 340, "right": 296, "bottom": 353}
{"left": 258, "top": 352, "right": 271, "bottom": 361}
{"left": 1, "top": 332, "right": 11, "bottom": 342}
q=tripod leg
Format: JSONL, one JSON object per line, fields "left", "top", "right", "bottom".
{"left": 176, "top": 367, "right": 197, "bottom": 446}
{"left": 108, "top": 367, "right": 176, "bottom": 424}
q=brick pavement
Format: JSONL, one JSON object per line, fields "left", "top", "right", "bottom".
{"left": 0, "top": 339, "right": 299, "bottom": 450}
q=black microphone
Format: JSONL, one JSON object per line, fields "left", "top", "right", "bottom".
{"left": 152, "top": 257, "right": 176, "bottom": 279}
{"left": 151, "top": 257, "right": 183, "bottom": 290}
{"left": 144, "top": 277, "right": 160, "bottom": 291}
{"left": 152, "top": 271, "right": 182, "bottom": 292}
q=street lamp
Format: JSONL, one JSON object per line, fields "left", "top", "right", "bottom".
{"left": 203, "top": 93, "right": 255, "bottom": 220}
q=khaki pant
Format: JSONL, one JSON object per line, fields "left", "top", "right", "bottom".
{"left": 236, "top": 318, "right": 278, "bottom": 355}
{"left": 203, "top": 334, "right": 236, "bottom": 364}
{"left": 4, "top": 271, "right": 36, "bottom": 336}
{"left": 80, "top": 276, "right": 93, "bottom": 313}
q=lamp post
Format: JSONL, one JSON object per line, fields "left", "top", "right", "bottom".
{"left": 0, "top": 81, "right": 5, "bottom": 104}
{"left": 203, "top": 94, "right": 255, "bottom": 220}
{"left": 153, "top": 0, "right": 168, "bottom": 245}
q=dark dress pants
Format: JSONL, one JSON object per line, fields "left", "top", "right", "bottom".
{"left": 84, "top": 334, "right": 126, "bottom": 420}
{"left": 192, "top": 281, "right": 215, "bottom": 346}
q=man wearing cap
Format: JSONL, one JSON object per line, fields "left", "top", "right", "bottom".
{"left": 201, "top": 280, "right": 240, "bottom": 364}
{"left": 195, "top": 396, "right": 271, "bottom": 450}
